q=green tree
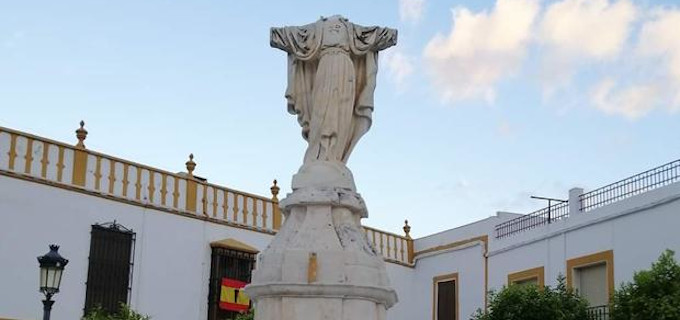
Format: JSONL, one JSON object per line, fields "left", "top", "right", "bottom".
{"left": 471, "top": 275, "right": 589, "bottom": 320}
{"left": 610, "top": 249, "right": 680, "bottom": 320}
{"left": 82, "top": 304, "right": 150, "bottom": 320}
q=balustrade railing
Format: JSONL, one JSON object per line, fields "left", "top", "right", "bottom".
{"left": 0, "top": 124, "right": 282, "bottom": 233}
{"left": 364, "top": 226, "right": 413, "bottom": 265}
{"left": 0, "top": 124, "right": 415, "bottom": 265}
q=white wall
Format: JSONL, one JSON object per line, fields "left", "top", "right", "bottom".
{"left": 0, "top": 175, "right": 274, "bottom": 320}
{"left": 488, "top": 182, "right": 680, "bottom": 291}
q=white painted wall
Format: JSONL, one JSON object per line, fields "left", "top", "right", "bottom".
{"left": 0, "top": 175, "right": 274, "bottom": 320}
{"left": 488, "top": 182, "right": 680, "bottom": 291}
{"left": 3, "top": 161, "right": 680, "bottom": 320}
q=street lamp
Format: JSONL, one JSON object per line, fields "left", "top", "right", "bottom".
{"left": 37, "top": 245, "right": 68, "bottom": 320}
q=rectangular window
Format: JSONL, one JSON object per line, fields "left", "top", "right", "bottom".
{"left": 575, "top": 263, "right": 608, "bottom": 306}
{"left": 433, "top": 273, "right": 458, "bottom": 320}
{"left": 84, "top": 223, "right": 135, "bottom": 315}
{"left": 207, "top": 246, "right": 256, "bottom": 320}
{"left": 566, "top": 250, "right": 614, "bottom": 308}
{"left": 507, "top": 266, "right": 545, "bottom": 287}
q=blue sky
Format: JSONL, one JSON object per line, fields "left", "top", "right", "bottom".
{"left": 1, "top": 0, "right": 679, "bottom": 237}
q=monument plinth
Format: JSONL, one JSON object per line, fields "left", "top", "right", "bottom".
{"left": 245, "top": 15, "right": 398, "bottom": 320}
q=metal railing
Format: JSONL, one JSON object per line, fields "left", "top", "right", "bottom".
{"left": 495, "top": 158, "right": 680, "bottom": 239}
{"left": 586, "top": 305, "right": 609, "bottom": 320}
{"left": 494, "top": 202, "right": 569, "bottom": 239}
{"left": 580, "top": 159, "right": 680, "bottom": 212}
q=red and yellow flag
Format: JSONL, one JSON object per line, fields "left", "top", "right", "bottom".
{"left": 219, "top": 278, "right": 250, "bottom": 312}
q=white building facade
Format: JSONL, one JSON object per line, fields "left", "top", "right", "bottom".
{"left": 1, "top": 123, "right": 679, "bottom": 320}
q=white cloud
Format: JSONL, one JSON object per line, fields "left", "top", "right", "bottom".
{"left": 538, "top": 0, "right": 637, "bottom": 94}
{"left": 540, "top": 0, "right": 636, "bottom": 59}
{"left": 399, "top": 0, "right": 425, "bottom": 24}
{"left": 637, "top": 8, "right": 680, "bottom": 110}
{"left": 423, "top": 0, "right": 539, "bottom": 103}
{"left": 590, "top": 78, "right": 658, "bottom": 119}
{"left": 382, "top": 50, "right": 415, "bottom": 87}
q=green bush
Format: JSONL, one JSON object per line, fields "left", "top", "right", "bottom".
{"left": 610, "top": 249, "right": 680, "bottom": 320}
{"left": 82, "top": 304, "right": 150, "bottom": 320}
{"left": 471, "top": 275, "right": 589, "bottom": 320}
{"left": 234, "top": 308, "right": 254, "bottom": 320}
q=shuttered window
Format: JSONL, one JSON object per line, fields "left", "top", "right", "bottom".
{"left": 207, "top": 247, "right": 256, "bottom": 320}
{"left": 84, "top": 223, "right": 135, "bottom": 315}
{"left": 575, "top": 262, "right": 608, "bottom": 306}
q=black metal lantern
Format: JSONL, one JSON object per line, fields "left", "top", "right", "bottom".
{"left": 37, "top": 245, "right": 68, "bottom": 320}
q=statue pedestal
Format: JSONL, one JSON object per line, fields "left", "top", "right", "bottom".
{"left": 246, "top": 163, "right": 397, "bottom": 319}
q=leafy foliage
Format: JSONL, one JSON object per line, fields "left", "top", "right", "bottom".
{"left": 234, "top": 308, "right": 254, "bottom": 320}
{"left": 82, "top": 304, "right": 150, "bottom": 320}
{"left": 472, "top": 275, "right": 589, "bottom": 320}
{"left": 610, "top": 249, "right": 680, "bottom": 320}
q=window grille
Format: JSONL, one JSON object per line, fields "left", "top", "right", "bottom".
{"left": 84, "top": 222, "right": 135, "bottom": 315}
{"left": 207, "top": 247, "right": 256, "bottom": 320}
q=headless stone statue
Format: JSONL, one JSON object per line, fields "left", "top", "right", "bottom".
{"left": 271, "top": 15, "right": 397, "bottom": 164}
{"left": 246, "top": 16, "right": 398, "bottom": 320}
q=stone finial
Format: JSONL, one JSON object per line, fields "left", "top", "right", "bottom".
{"left": 185, "top": 153, "right": 196, "bottom": 177}
{"left": 270, "top": 179, "right": 280, "bottom": 201}
{"left": 403, "top": 220, "right": 412, "bottom": 239}
{"left": 75, "top": 120, "right": 88, "bottom": 149}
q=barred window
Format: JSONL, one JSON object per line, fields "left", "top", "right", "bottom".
{"left": 207, "top": 246, "right": 256, "bottom": 320}
{"left": 84, "top": 222, "right": 135, "bottom": 315}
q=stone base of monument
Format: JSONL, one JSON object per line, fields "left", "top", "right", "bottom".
{"left": 245, "top": 162, "right": 397, "bottom": 320}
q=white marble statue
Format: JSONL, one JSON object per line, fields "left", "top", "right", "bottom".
{"left": 246, "top": 16, "right": 398, "bottom": 320}
{"left": 271, "top": 15, "right": 397, "bottom": 164}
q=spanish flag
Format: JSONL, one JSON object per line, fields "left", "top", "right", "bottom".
{"left": 219, "top": 278, "right": 250, "bottom": 312}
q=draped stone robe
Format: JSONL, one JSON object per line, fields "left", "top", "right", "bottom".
{"left": 271, "top": 16, "right": 397, "bottom": 164}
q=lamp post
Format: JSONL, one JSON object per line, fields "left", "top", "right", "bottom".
{"left": 37, "top": 245, "right": 68, "bottom": 320}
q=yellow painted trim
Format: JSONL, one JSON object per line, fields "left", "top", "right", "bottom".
{"left": 56, "top": 146, "right": 64, "bottom": 182}
{"left": 108, "top": 160, "right": 116, "bottom": 194}
{"left": 134, "top": 167, "right": 142, "bottom": 200}
{"left": 242, "top": 196, "right": 249, "bottom": 224}
{"left": 147, "top": 171, "right": 155, "bottom": 203}
{"left": 210, "top": 238, "right": 260, "bottom": 253}
{"left": 212, "top": 187, "right": 218, "bottom": 218}
{"left": 121, "top": 163, "right": 129, "bottom": 197}
{"left": 432, "top": 272, "right": 459, "bottom": 320}
{"left": 0, "top": 170, "right": 277, "bottom": 236}
{"left": 202, "top": 183, "right": 209, "bottom": 216}
{"left": 507, "top": 266, "right": 545, "bottom": 287}
{"left": 71, "top": 149, "right": 88, "bottom": 187}
{"left": 407, "top": 238, "right": 415, "bottom": 264}
{"left": 23, "top": 138, "right": 33, "bottom": 174}
{"left": 160, "top": 174, "right": 168, "bottom": 206}
{"left": 222, "top": 189, "right": 229, "bottom": 220}
{"left": 94, "top": 156, "right": 102, "bottom": 190}
{"left": 7, "top": 133, "right": 17, "bottom": 170}
{"left": 172, "top": 176, "right": 179, "bottom": 209}
{"left": 40, "top": 141, "right": 49, "bottom": 178}
{"left": 261, "top": 198, "right": 268, "bottom": 229}
{"left": 566, "top": 250, "right": 615, "bottom": 301}
{"left": 232, "top": 194, "right": 240, "bottom": 221}
{"left": 251, "top": 198, "right": 258, "bottom": 225}
{"left": 415, "top": 235, "right": 488, "bottom": 257}
{"left": 415, "top": 236, "right": 489, "bottom": 308}
{"left": 185, "top": 177, "right": 197, "bottom": 212}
